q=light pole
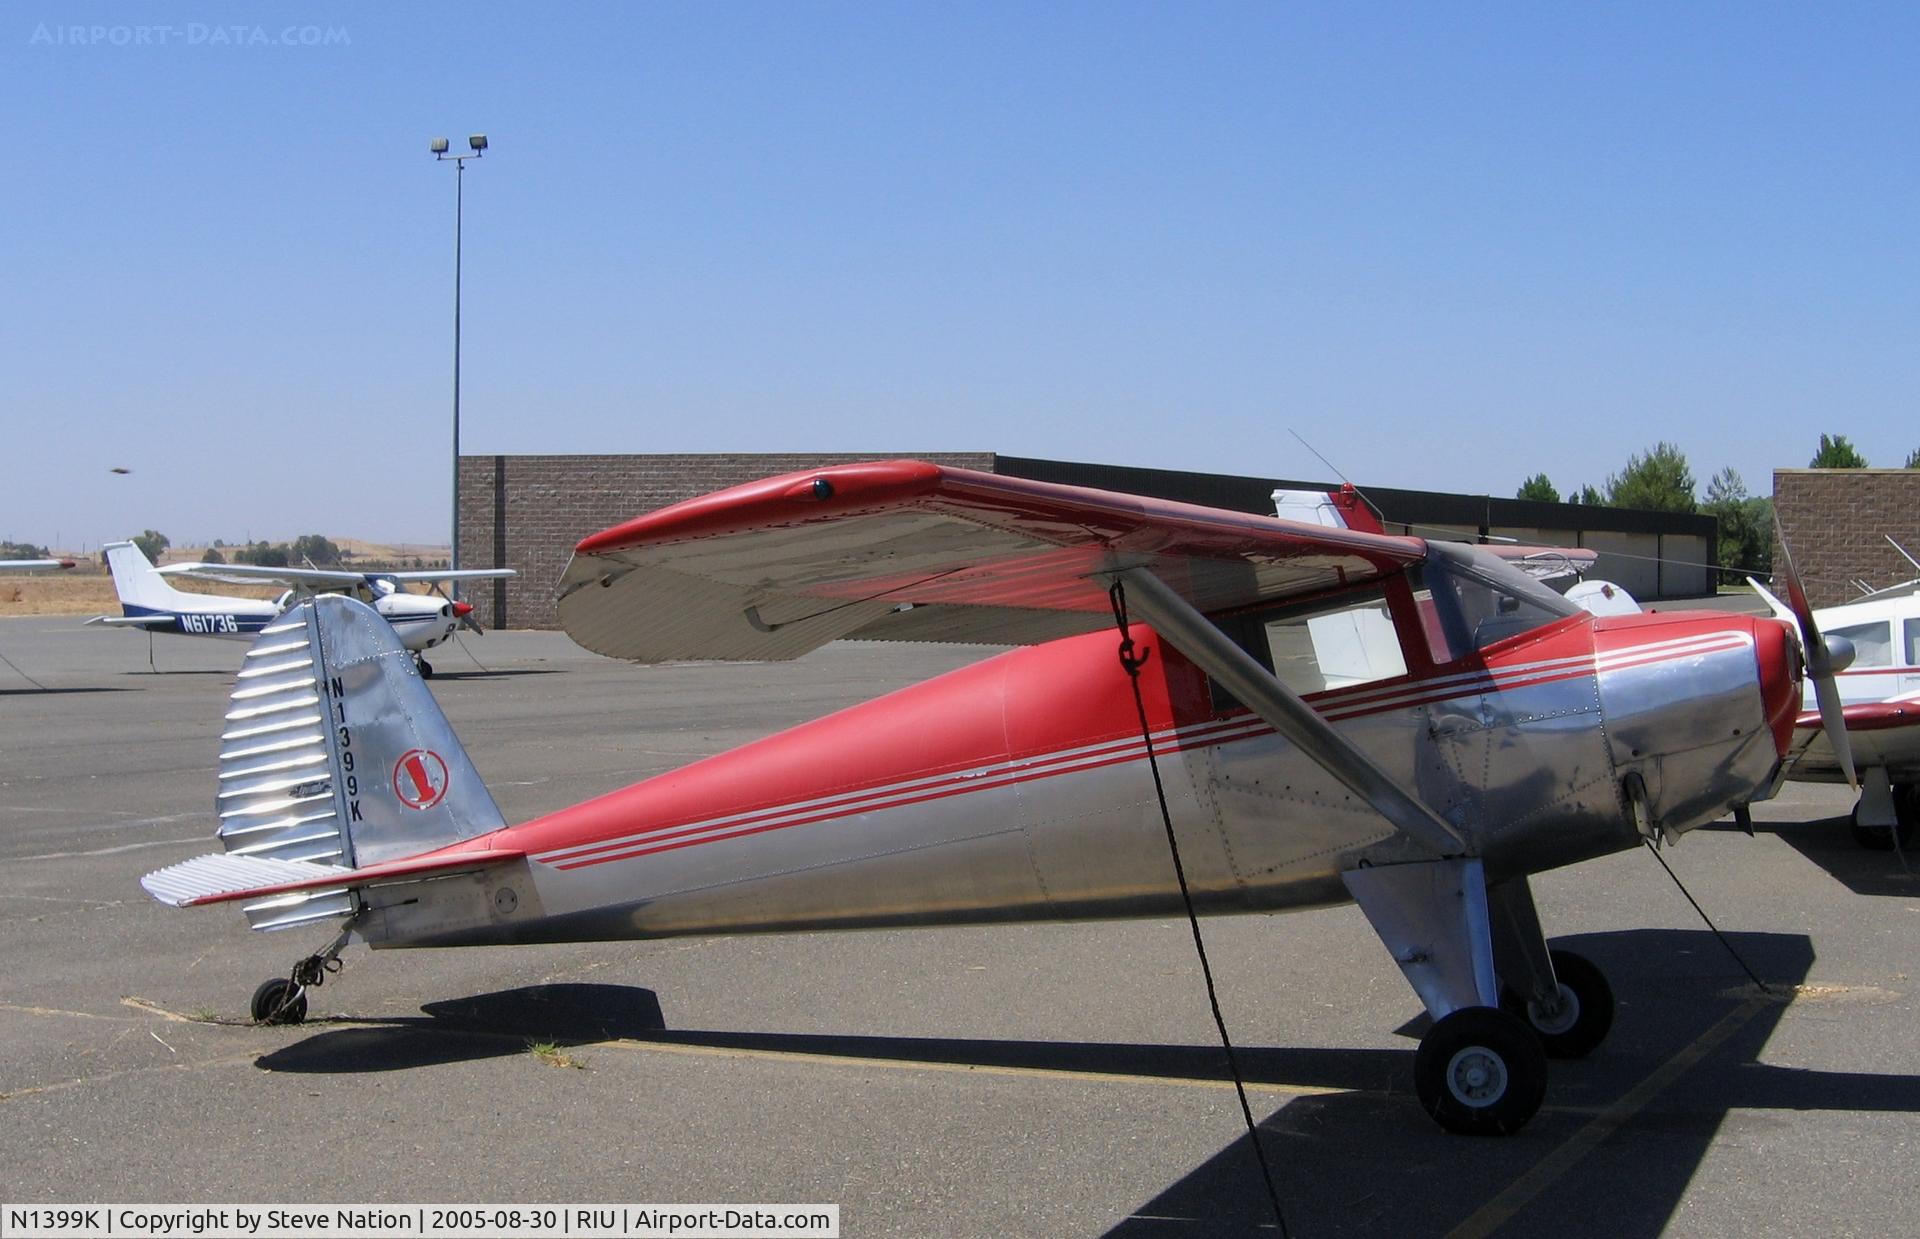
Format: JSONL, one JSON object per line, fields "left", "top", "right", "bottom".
{"left": 431, "top": 133, "right": 486, "bottom": 588}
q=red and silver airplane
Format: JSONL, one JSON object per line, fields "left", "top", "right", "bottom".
{"left": 140, "top": 461, "right": 1842, "bottom": 1135}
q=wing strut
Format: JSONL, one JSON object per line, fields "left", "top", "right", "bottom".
{"left": 1110, "top": 567, "right": 1465, "bottom": 856}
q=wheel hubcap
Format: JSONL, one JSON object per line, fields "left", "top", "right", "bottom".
{"left": 1528, "top": 984, "right": 1580, "bottom": 1036}
{"left": 1446, "top": 1045, "right": 1508, "bottom": 1106}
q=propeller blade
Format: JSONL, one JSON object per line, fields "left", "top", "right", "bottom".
{"left": 430, "top": 579, "right": 486, "bottom": 635}
{"left": 1773, "top": 518, "right": 1857, "bottom": 790}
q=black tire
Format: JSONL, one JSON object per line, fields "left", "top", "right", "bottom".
{"left": 1848, "top": 797, "right": 1915, "bottom": 850}
{"left": 250, "top": 977, "right": 307, "bottom": 1025}
{"left": 418, "top": 657, "right": 434, "bottom": 679}
{"left": 1503, "top": 950, "right": 1614, "bottom": 1060}
{"left": 1414, "top": 1006, "right": 1547, "bottom": 1136}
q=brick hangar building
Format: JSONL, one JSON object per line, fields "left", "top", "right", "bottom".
{"left": 1772, "top": 468, "right": 1920, "bottom": 608}
{"left": 454, "top": 453, "right": 1741, "bottom": 632}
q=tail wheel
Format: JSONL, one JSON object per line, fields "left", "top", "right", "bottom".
{"left": 250, "top": 977, "right": 307, "bottom": 1025}
{"left": 1502, "top": 950, "right": 1614, "bottom": 1059}
{"left": 1414, "top": 1006, "right": 1547, "bottom": 1136}
{"left": 417, "top": 657, "right": 434, "bottom": 679}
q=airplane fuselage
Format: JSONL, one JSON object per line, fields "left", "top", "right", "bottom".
{"left": 1785, "top": 590, "right": 1920, "bottom": 786}
{"left": 117, "top": 595, "right": 458, "bottom": 651}
{"left": 357, "top": 604, "right": 1798, "bottom": 949}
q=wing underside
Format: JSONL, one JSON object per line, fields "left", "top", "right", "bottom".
{"left": 558, "top": 460, "right": 1428, "bottom": 663}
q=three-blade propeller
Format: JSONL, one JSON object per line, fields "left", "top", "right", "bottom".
{"left": 1750, "top": 519, "right": 1857, "bottom": 789}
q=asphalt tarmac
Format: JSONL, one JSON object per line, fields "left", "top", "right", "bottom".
{"left": 2, "top": 615, "right": 1916, "bottom": 1238}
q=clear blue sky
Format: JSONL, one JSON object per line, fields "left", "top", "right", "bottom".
{"left": 5, "top": 2, "right": 1918, "bottom": 550}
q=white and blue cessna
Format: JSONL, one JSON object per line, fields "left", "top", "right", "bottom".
{"left": 86, "top": 540, "right": 513, "bottom": 677}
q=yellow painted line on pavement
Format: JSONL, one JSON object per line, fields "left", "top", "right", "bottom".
{"left": 594, "top": 1035, "right": 1356, "bottom": 1098}
{"left": 1445, "top": 996, "right": 1770, "bottom": 1239}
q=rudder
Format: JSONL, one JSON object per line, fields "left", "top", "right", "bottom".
{"left": 103, "top": 539, "right": 198, "bottom": 611}
{"left": 217, "top": 594, "right": 505, "bottom": 875}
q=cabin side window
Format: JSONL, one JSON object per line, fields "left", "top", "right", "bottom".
{"left": 1211, "top": 587, "right": 1408, "bottom": 707}
{"left": 1831, "top": 620, "right": 1892, "bottom": 668}
{"left": 1905, "top": 618, "right": 1920, "bottom": 667}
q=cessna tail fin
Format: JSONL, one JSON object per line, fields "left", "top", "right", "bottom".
{"left": 140, "top": 594, "right": 506, "bottom": 930}
{"left": 102, "top": 539, "right": 200, "bottom": 612}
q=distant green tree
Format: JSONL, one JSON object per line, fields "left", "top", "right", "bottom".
{"left": 0, "top": 540, "right": 49, "bottom": 559}
{"left": 1809, "top": 434, "right": 1868, "bottom": 468}
{"left": 1567, "top": 483, "right": 1604, "bottom": 506}
{"left": 202, "top": 547, "right": 226, "bottom": 565}
{"left": 1905, "top": 447, "right": 1920, "bottom": 469}
{"left": 1701, "top": 468, "right": 1773, "bottom": 582}
{"left": 234, "top": 540, "right": 290, "bottom": 567}
{"left": 1516, "top": 473, "right": 1560, "bottom": 503}
{"left": 1606, "top": 443, "right": 1696, "bottom": 513}
{"left": 291, "top": 534, "right": 343, "bottom": 567}
{"left": 133, "top": 530, "right": 170, "bottom": 562}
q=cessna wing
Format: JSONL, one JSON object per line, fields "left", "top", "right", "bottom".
{"left": 159, "top": 563, "right": 366, "bottom": 587}
{"left": 558, "top": 459, "right": 1426, "bottom": 663}
{"left": 0, "top": 558, "right": 75, "bottom": 572}
{"left": 158, "top": 564, "right": 515, "bottom": 588}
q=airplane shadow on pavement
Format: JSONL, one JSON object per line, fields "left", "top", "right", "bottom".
{"left": 0, "top": 686, "right": 134, "bottom": 695}
{"left": 255, "top": 929, "right": 1920, "bottom": 1238}
{"left": 1704, "top": 815, "right": 1920, "bottom": 898}
{"left": 255, "top": 983, "right": 670, "bottom": 1073}
{"left": 1109, "top": 927, "right": 1920, "bottom": 1238}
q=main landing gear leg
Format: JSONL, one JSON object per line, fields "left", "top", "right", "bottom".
{"left": 1488, "top": 876, "right": 1614, "bottom": 1059}
{"left": 251, "top": 926, "right": 352, "bottom": 1026}
{"left": 1849, "top": 768, "right": 1916, "bottom": 850}
{"left": 1344, "top": 858, "right": 1547, "bottom": 1135}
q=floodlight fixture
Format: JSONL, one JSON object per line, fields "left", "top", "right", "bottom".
{"left": 468, "top": 134, "right": 488, "bottom": 152}
{"left": 430, "top": 136, "right": 450, "bottom": 154}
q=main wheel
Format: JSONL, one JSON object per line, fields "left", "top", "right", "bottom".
{"left": 250, "top": 977, "right": 307, "bottom": 1025}
{"left": 1414, "top": 1006, "right": 1547, "bottom": 1136}
{"left": 418, "top": 657, "right": 435, "bottom": 679}
{"left": 1848, "top": 795, "right": 1916, "bottom": 850}
{"left": 1503, "top": 950, "right": 1614, "bottom": 1059}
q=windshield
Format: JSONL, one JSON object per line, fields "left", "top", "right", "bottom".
{"left": 1423, "top": 541, "right": 1583, "bottom": 656}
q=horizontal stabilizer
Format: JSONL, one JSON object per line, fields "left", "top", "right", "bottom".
{"left": 141, "top": 848, "right": 524, "bottom": 908}
{"left": 141, "top": 853, "right": 352, "bottom": 908}
{"left": 86, "top": 614, "right": 174, "bottom": 628}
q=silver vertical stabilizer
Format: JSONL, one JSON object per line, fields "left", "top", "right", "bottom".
{"left": 297, "top": 595, "right": 506, "bottom": 865}
{"left": 157, "top": 596, "right": 508, "bottom": 929}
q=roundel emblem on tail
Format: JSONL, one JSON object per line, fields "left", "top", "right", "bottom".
{"left": 394, "top": 748, "right": 450, "bottom": 810}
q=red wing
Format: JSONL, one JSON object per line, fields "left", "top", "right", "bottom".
{"left": 1794, "top": 699, "right": 1920, "bottom": 733}
{"left": 558, "top": 460, "right": 1428, "bottom": 662}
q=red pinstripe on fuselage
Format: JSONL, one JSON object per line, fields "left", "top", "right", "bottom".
{"left": 440, "top": 608, "right": 1787, "bottom": 879}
